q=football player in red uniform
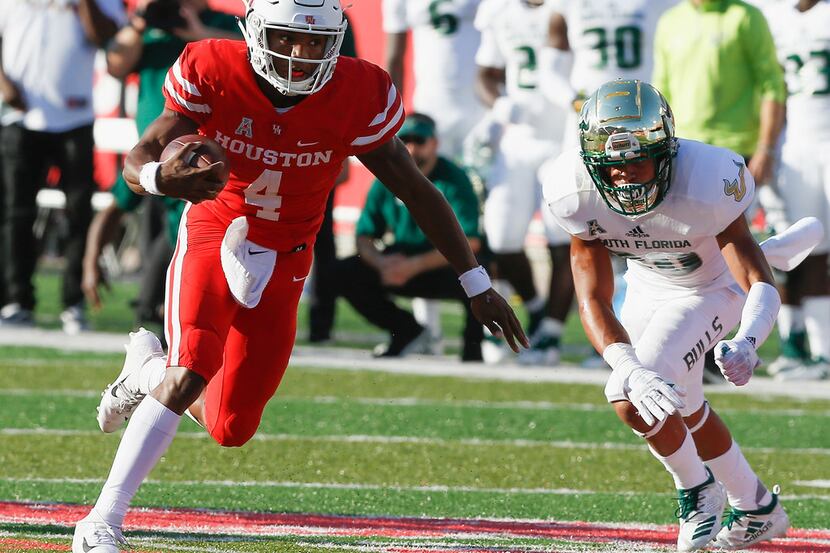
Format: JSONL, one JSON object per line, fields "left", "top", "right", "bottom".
{"left": 72, "top": 0, "right": 527, "bottom": 550}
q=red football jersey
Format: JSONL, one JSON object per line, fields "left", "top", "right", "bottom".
{"left": 163, "top": 39, "right": 404, "bottom": 252}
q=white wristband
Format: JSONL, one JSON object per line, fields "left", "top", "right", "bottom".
{"left": 458, "top": 265, "right": 492, "bottom": 298}
{"left": 139, "top": 161, "right": 163, "bottom": 196}
{"left": 733, "top": 281, "right": 781, "bottom": 348}
{"left": 602, "top": 342, "right": 643, "bottom": 381}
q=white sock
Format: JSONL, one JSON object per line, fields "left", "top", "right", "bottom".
{"left": 93, "top": 396, "right": 181, "bottom": 527}
{"left": 135, "top": 356, "right": 167, "bottom": 395}
{"left": 777, "top": 304, "right": 804, "bottom": 338}
{"left": 706, "top": 440, "right": 770, "bottom": 510}
{"left": 649, "top": 430, "right": 708, "bottom": 490}
{"left": 525, "top": 296, "right": 545, "bottom": 314}
{"left": 412, "top": 298, "right": 442, "bottom": 337}
{"left": 804, "top": 296, "right": 830, "bottom": 360}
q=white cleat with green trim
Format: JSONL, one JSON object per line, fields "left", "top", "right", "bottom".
{"left": 712, "top": 487, "right": 790, "bottom": 549}
{"left": 676, "top": 468, "right": 727, "bottom": 551}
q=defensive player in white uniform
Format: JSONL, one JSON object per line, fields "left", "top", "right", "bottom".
{"left": 383, "top": 0, "right": 484, "bottom": 352}
{"left": 543, "top": 80, "right": 791, "bottom": 551}
{"left": 763, "top": 0, "right": 830, "bottom": 380}
{"left": 473, "top": 0, "right": 571, "bottom": 363}
{"left": 383, "top": 0, "right": 483, "bottom": 159}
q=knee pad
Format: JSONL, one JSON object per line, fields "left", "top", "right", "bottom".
{"left": 208, "top": 412, "right": 259, "bottom": 448}
{"left": 686, "top": 401, "right": 710, "bottom": 434}
{"left": 632, "top": 416, "right": 667, "bottom": 439}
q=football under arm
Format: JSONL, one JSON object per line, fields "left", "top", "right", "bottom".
{"left": 123, "top": 109, "right": 200, "bottom": 194}
{"left": 356, "top": 137, "right": 479, "bottom": 276}
{"left": 570, "top": 235, "right": 630, "bottom": 354}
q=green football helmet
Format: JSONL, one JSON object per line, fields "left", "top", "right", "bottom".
{"left": 579, "top": 79, "right": 678, "bottom": 216}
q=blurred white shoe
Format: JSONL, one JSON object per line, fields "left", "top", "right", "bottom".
{"left": 60, "top": 304, "right": 88, "bottom": 335}
{"left": 97, "top": 328, "right": 164, "bottom": 432}
{"left": 775, "top": 357, "right": 829, "bottom": 381}
{"left": 518, "top": 318, "right": 561, "bottom": 366}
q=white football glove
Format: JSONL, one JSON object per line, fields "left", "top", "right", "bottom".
{"left": 625, "top": 368, "right": 686, "bottom": 426}
{"left": 714, "top": 338, "right": 759, "bottom": 386}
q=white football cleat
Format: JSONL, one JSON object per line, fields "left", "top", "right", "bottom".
{"left": 676, "top": 468, "right": 727, "bottom": 552}
{"left": 97, "top": 328, "right": 164, "bottom": 433}
{"left": 712, "top": 487, "right": 790, "bottom": 549}
{"left": 72, "top": 511, "right": 128, "bottom": 553}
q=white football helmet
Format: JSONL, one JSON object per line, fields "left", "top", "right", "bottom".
{"left": 240, "top": 0, "right": 348, "bottom": 96}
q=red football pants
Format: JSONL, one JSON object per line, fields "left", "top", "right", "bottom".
{"left": 165, "top": 203, "right": 313, "bottom": 446}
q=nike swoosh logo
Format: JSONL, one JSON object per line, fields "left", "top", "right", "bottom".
{"left": 82, "top": 537, "right": 94, "bottom": 552}
{"left": 292, "top": 275, "right": 309, "bottom": 282}
{"left": 248, "top": 249, "right": 269, "bottom": 256}
{"left": 297, "top": 140, "right": 319, "bottom": 147}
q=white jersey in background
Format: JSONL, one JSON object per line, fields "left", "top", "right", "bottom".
{"left": 553, "top": 0, "right": 675, "bottom": 96}
{"left": 382, "top": 0, "right": 483, "bottom": 157}
{"left": 542, "top": 139, "right": 755, "bottom": 296}
{"left": 764, "top": 0, "right": 830, "bottom": 144}
{"left": 475, "top": 0, "right": 564, "bottom": 141}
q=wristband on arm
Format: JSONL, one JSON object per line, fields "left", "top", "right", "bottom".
{"left": 139, "top": 161, "right": 163, "bottom": 196}
{"left": 602, "top": 342, "right": 642, "bottom": 380}
{"left": 733, "top": 281, "right": 781, "bottom": 348}
{"left": 458, "top": 265, "right": 492, "bottom": 298}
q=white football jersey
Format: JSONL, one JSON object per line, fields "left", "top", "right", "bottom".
{"left": 552, "top": 0, "right": 676, "bottom": 96}
{"left": 542, "top": 139, "right": 755, "bottom": 295}
{"left": 475, "top": 0, "right": 564, "bottom": 140}
{"left": 764, "top": 0, "right": 830, "bottom": 143}
{"left": 382, "top": 0, "right": 481, "bottom": 113}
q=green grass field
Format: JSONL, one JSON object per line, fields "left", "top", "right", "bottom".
{"left": 1, "top": 345, "right": 829, "bottom": 551}
{"left": 0, "top": 272, "right": 826, "bottom": 552}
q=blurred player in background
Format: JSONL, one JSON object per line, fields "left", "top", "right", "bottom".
{"left": 543, "top": 80, "right": 794, "bottom": 551}
{"left": 72, "top": 1, "right": 526, "bottom": 551}
{"left": 471, "top": 0, "right": 570, "bottom": 365}
{"left": 763, "top": 0, "right": 830, "bottom": 380}
{"left": 383, "top": 0, "right": 484, "bottom": 354}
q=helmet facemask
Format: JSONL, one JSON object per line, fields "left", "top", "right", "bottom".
{"left": 241, "top": 1, "right": 347, "bottom": 96}
{"left": 583, "top": 131, "right": 675, "bottom": 216}
{"left": 578, "top": 79, "right": 678, "bottom": 217}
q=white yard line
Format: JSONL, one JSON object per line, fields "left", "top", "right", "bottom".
{"left": 2, "top": 326, "right": 830, "bottom": 398}
{"left": 4, "top": 476, "right": 829, "bottom": 502}
{"left": 3, "top": 427, "right": 830, "bottom": 457}
{"left": 1, "top": 388, "right": 828, "bottom": 419}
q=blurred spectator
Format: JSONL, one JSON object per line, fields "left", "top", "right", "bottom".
{"left": 652, "top": 0, "right": 786, "bottom": 186}
{"left": 306, "top": 14, "right": 357, "bottom": 344}
{"left": 0, "top": 0, "right": 125, "bottom": 332}
{"left": 383, "top": 0, "right": 484, "bottom": 353}
{"left": 336, "top": 113, "right": 484, "bottom": 361}
{"left": 82, "top": 0, "right": 239, "bottom": 329}
{"left": 652, "top": 0, "right": 786, "bottom": 381}
{"left": 471, "top": 0, "right": 568, "bottom": 365}
{"left": 763, "top": 0, "right": 830, "bottom": 380}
